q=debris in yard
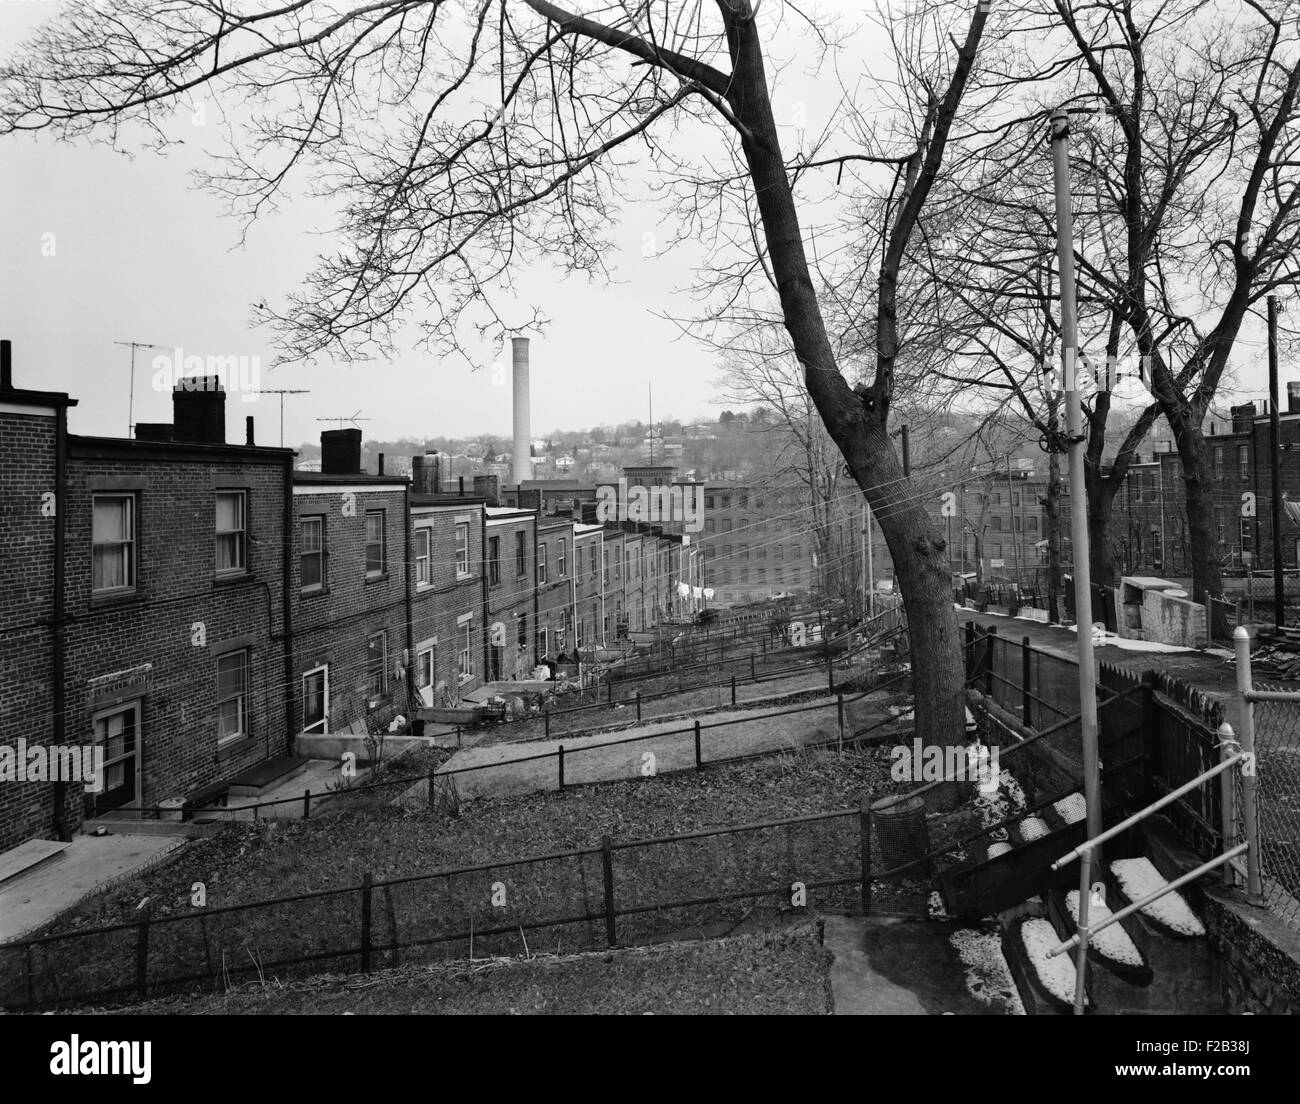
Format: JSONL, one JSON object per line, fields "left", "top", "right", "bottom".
{"left": 949, "top": 928, "right": 1025, "bottom": 1015}
{"left": 1020, "top": 917, "right": 1078, "bottom": 1005}
{"left": 1053, "top": 793, "right": 1086, "bottom": 825}
{"left": 927, "top": 891, "right": 948, "bottom": 920}
{"left": 1065, "top": 890, "right": 1143, "bottom": 967}
{"left": 973, "top": 767, "right": 1027, "bottom": 829}
{"left": 1109, "top": 858, "right": 1206, "bottom": 936}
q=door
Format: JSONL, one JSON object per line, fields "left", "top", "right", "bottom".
{"left": 303, "top": 666, "right": 329, "bottom": 733}
{"left": 91, "top": 701, "right": 141, "bottom": 812}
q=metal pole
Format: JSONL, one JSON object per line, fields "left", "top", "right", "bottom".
{"left": 1233, "top": 626, "right": 1265, "bottom": 904}
{"left": 1008, "top": 455, "right": 1023, "bottom": 592}
{"left": 1269, "top": 296, "right": 1285, "bottom": 626}
{"left": 1073, "top": 850, "right": 1092, "bottom": 1015}
{"left": 1051, "top": 107, "right": 1104, "bottom": 855}
{"left": 866, "top": 504, "right": 875, "bottom": 618}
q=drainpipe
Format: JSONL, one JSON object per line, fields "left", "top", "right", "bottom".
{"left": 53, "top": 393, "right": 69, "bottom": 840}
{"left": 532, "top": 513, "right": 539, "bottom": 669}
{"left": 480, "top": 509, "right": 489, "bottom": 681}
{"left": 403, "top": 482, "right": 413, "bottom": 700}
{"left": 282, "top": 451, "right": 297, "bottom": 754}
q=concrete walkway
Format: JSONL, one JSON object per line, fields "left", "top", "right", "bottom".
{"left": 430, "top": 692, "right": 902, "bottom": 802}
{"left": 823, "top": 915, "right": 1023, "bottom": 1015}
{"left": 0, "top": 833, "right": 184, "bottom": 942}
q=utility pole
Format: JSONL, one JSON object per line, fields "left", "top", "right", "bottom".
{"left": 1051, "top": 106, "right": 1103, "bottom": 856}
{"left": 1269, "top": 296, "right": 1285, "bottom": 626}
{"left": 1007, "top": 454, "right": 1023, "bottom": 593}
{"left": 114, "top": 340, "right": 170, "bottom": 436}
{"left": 259, "top": 388, "right": 310, "bottom": 447}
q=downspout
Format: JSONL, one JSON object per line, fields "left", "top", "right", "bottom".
{"left": 53, "top": 397, "right": 69, "bottom": 841}
{"left": 480, "top": 509, "right": 489, "bottom": 681}
{"left": 282, "top": 451, "right": 297, "bottom": 754}
{"left": 532, "top": 514, "right": 539, "bottom": 669}
{"left": 403, "top": 483, "right": 413, "bottom": 702}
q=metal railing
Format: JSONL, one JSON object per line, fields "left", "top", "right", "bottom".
{"left": 1045, "top": 650, "right": 1263, "bottom": 1013}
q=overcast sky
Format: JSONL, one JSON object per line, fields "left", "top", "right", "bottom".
{"left": 0, "top": 1, "right": 873, "bottom": 452}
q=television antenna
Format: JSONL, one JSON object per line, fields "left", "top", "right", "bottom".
{"left": 114, "top": 340, "right": 171, "bottom": 436}
{"left": 258, "top": 389, "right": 310, "bottom": 446}
{"left": 316, "top": 411, "right": 370, "bottom": 430}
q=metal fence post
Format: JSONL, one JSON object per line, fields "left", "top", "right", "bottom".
{"left": 1021, "top": 636, "right": 1032, "bottom": 723}
{"left": 859, "top": 795, "right": 872, "bottom": 916}
{"left": 964, "top": 621, "right": 976, "bottom": 681}
{"left": 984, "top": 625, "right": 997, "bottom": 698}
{"left": 427, "top": 768, "right": 436, "bottom": 808}
{"left": 601, "top": 835, "right": 617, "bottom": 947}
{"left": 1233, "top": 627, "right": 1265, "bottom": 904}
{"left": 135, "top": 910, "right": 151, "bottom": 1000}
{"left": 1218, "top": 722, "right": 1239, "bottom": 889}
{"left": 558, "top": 745, "right": 565, "bottom": 793}
{"left": 545, "top": 703, "right": 551, "bottom": 740}
{"left": 636, "top": 691, "right": 642, "bottom": 723}
{"left": 827, "top": 649, "right": 834, "bottom": 694}
{"left": 360, "top": 872, "right": 373, "bottom": 973}
{"left": 303, "top": 788, "right": 311, "bottom": 820}
{"left": 730, "top": 674, "right": 736, "bottom": 707}
{"left": 837, "top": 693, "right": 845, "bottom": 750}
{"left": 750, "top": 652, "right": 756, "bottom": 681}
{"left": 694, "top": 721, "right": 702, "bottom": 771}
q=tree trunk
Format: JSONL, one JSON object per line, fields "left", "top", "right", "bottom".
{"left": 1169, "top": 418, "right": 1226, "bottom": 631}
{"left": 723, "top": 13, "right": 965, "bottom": 756}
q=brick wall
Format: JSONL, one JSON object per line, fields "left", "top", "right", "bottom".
{"left": 411, "top": 502, "right": 484, "bottom": 702}
{"left": 536, "top": 519, "right": 573, "bottom": 659}
{"left": 485, "top": 512, "right": 535, "bottom": 680}
{"left": 293, "top": 482, "right": 410, "bottom": 736}
{"left": 0, "top": 409, "right": 59, "bottom": 850}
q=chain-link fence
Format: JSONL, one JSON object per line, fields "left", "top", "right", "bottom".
{"left": 1244, "top": 682, "right": 1300, "bottom": 930}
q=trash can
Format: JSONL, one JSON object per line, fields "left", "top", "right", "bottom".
{"left": 872, "top": 794, "right": 931, "bottom": 878}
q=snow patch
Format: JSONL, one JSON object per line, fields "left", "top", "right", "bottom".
{"left": 986, "top": 841, "right": 1012, "bottom": 858}
{"left": 1110, "top": 858, "right": 1206, "bottom": 936}
{"left": 1053, "top": 793, "right": 1087, "bottom": 825}
{"left": 1018, "top": 815, "right": 1050, "bottom": 841}
{"left": 949, "top": 928, "right": 1026, "bottom": 1014}
{"left": 1020, "top": 918, "right": 1079, "bottom": 1005}
{"left": 1066, "top": 890, "right": 1144, "bottom": 967}
{"left": 1064, "top": 625, "right": 1193, "bottom": 653}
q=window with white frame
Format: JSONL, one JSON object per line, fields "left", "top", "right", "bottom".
{"left": 455, "top": 522, "right": 470, "bottom": 576}
{"left": 92, "top": 494, "right": 136, "bottom": 592}
{"left": 301, "top": 515, "right": 325, "bottom": 590}
{"left": 302, "top": 666, "right": 328, "bottom": 734}
{"left": 457, "top": 618, "right": 473, "bottom": 679}
{"left": 365, "top": 510, "right": 386, "bottom": 575}
{"left": 537, "top": 626, "right": 548, "bottom": 659}
{"left": 215, "top": 490, "right": 247, "bottom": 574}
{"left": 538, "top": 542, "right": 547, "bottom": 584}
{"left": 558, "top": 537, "right": 566, "bottom": 577}
{"left": 216, "top": 650, "right": 250, "bottom": 745}
{"left": 418, "top": 644, "right": 436, "bottom": 691}
{"left": 415, "top": 527, "right": 431, "bottom": 585}
{"left": 366, "top": 631, "right": 388, "bottom": 697}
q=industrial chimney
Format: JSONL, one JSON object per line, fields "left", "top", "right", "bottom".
{"left": 512, "top": 336, "right": 532, "bottom": 485}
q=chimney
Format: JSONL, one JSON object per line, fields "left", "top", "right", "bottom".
{"left": 1231, "top": 402, "right": 1256, "bottom": 434}
{"left": 135, "top": 423, "right": 174, "bottom": 442}
{"left": 245, "top": 416, "right": 255, "bottom": 446}
{"left": 411, "top": 451, "right": 442, "bottom": 495}
{"left": 320, "top": 428, "right": 363, "bottom": 474}
{"left": 172, "top": 377, "right": 226, "bottom": 443}
{"left": 0, "top": 339, "right": 11, "bottom": 391}
{"left": 512, "top": 336, "right": 532, "bottom": 484}
{"left": 473, "top": 474, "right": 500, "bottom": 506}
{"left": 378, "top": 452, "right": 385, "bottom": 476}
{"left": 1288, "top": 381, "right": 1300, "bottom": 414}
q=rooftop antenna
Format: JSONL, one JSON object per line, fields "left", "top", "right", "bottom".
{"left": 258, "top": 388, "right": 310, "bottom": 446}
{"left": 114, "top": 340, "right": 171, "bottom": 436}
{"left": 315, "top": 411, "right": 371, "bottom": 431}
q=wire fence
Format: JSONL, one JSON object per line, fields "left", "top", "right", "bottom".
{"left": 1242, "top": 680, "right": 1300, "bottom": 930}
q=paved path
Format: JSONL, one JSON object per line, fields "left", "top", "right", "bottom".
{"left": 0, "top": 833, "right": 184, "bottom": 942}
{"left": 431, "top": 691, "right": 903, "bottom": 802}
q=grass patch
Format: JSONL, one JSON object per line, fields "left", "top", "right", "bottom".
{"left": 98, "top": 921, "right": 833, "bottom": 1015}
{"left": 5, "top": 744, "right": 910, "bottom": 1009}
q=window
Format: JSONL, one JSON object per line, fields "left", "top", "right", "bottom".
{"left": 537, "top": 627, "right": 548, "bottom": 659}
{"left": 722, "top": 495, "right": 732, "bottom": 508}
{"left": 216, "top": 650, "right": 250, "bottom": 745}
{"left": 589, "top": 544, "right": 597, "bottom": 577}
{"left": 603, "top": 547, "right": 610, "bottom": 585}
{"left": 705, "top": 494, "right": 715, "bottom": 509}
{"left": 366, "top": 631, "right": 388, "bottom": 697}
{"left": 215, "top": 491, "right": 247, "bottom": 574}
{"left": 991, "top": 516, "right": 1003, "bottom": 531}
{"left": 1241, "top": 519, "right": 1255, "bottom": 554}
{"left": 538, "top": 542, "right": 548, "bottom": 584}
{"left": 1214, "top": 446, "right": 1224, "bottom": 475}
{"left": 1014, "top": 515, "right": 1023, "bottom": 531}
{"left": 517, "top": 613, "right": 528, "bottom": 649}
{"left": 415, "top": 528, "right": 431, "bottom": 585}
{"left": 1029, "top": 516, "right": 1039, "bottom": 531}
{"left": 302, "top": 666, "right": 328, "bottom": 734}
{"left": 458, "top": 619, "right": 473, "bottom": 679}
{"left": 558, "top": 537, "right": 567, "bottom": 577}
{"left": 515, "top": 530, "right": 527, "bottom": 576}
{"left": 455, "top": 522, "right": 470, "bottom": 576}
{"left": 992, "top": 544, "right": 1003, "bottom": 559}
{"left": 92, "top": 494, "right": 135, "bottom": 592}
{"left": 365, "top": 511, "right": 386, "bottom": 575}
{"left": 489, "top": 535, "right": 501, "bottom": 586}
{"left": 704, "top": 518, "right": 716, "bottom": 534}
{"left": 722, "top": 519, "right": 733, "bottom": 533}
{"left": 417, "top": 647, "right": 435, "bottom": 692}
{"left": 1238, "top": 444, "right": 1249, "bottom": 480}
{"left": 301, "top": 516, "right": 325, "bottom": 590}
{"left": 775, "top": 544, "right": 784, "bottom": 561}
{"left": 740, "top": 567, "right": 749, "bottom": 583}
{"left": 1215, "top": 507, "right": 1226, "bottom": 541}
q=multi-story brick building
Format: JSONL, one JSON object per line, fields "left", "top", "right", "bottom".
{"left": 602, "top": 527, "right": 626, "bottom": 639}
{"left": 0, "top": 344, "right": 78, "bottom": 849}
{"left": 484, "top": 505, "right": 538, "bottom": 680}
{"left": 535, "top": 516, "right": 574, "bottom": 662}
{"left": 700, "top": 482, "right": 815, "bottom": 606}
{"left": 573, "top": 522, "right": 605, "bottom": 649}
{"left": 292, "top": 430, "right": 412, "bottom": 739}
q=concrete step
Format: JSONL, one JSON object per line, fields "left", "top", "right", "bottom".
{"left": 81, "top": 816, "right": 217, "bottom": 839}
{"left": 0, "top": 838, "right": 70, "bottom": 887}
{"left": 225, "top": 754, "right": 311, "bottom": 797}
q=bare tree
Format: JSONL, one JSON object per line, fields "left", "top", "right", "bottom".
{"left": 3, "top": 0, "right": 1002, "bottom": 751}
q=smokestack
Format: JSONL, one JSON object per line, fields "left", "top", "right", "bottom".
{"left": 1288, "top": 381, "right": 1300, "bottom": 414}
{"left": 512, "top": 336, "right": 532, "bottom": 484}
{"left": 320, "top": 428, "right": 362, "bottom": 474}
{"left": 411, "top": 451, "right": 441, "bottom": 495}
{"left": 1, "top": 339, "right": 11, "bottom": 391}
{"left": 172, "top": 377, "right": 226, "bottom": 444}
